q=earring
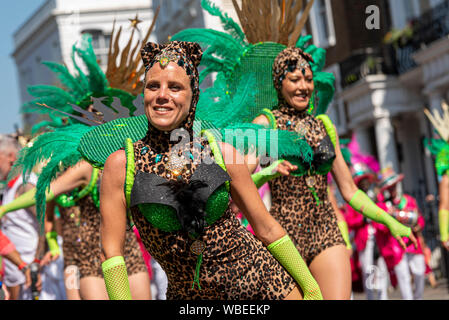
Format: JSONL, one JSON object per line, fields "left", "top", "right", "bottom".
{"left": 307, "top": 91, "right": 315, "bottom": 115}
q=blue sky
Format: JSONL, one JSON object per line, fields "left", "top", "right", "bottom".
{"left": 0, "top": 0, "right": 45, "bottom": 134}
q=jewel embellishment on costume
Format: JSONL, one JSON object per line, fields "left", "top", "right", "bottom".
{"left": 155, "top": 50, "right": 178, "bottom": 68}
{"left": 141, "top": 146, "right": 149, "bottom": 155}
{"left": 155, "top": 154, "right": 162, "bottom": 163}
{"left": 305, "top": 175, "right": 316, "bottom": 188}
{"left": 294, "top": 121, "right": 308, "bottom": 136}
{"left": 166, "top": 152, "right": 188, "bottom": 177}
{"left": 190, "top": 240, "right": 206, "bottom": 256}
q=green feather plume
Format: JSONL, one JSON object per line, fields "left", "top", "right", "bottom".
{"left": 200, "top": 0, "right": 246, "bottom": 45}
{"left": 171, "top": 28, "right": 244, "bottom": 81}
{"left": 8, "top": 124, "right": 93, "bottom": 229}
{"left": 41, "top": 61, "right": 85, "bottom": 98}
{"left": 73, "top": 34, "right": 109, "bottom": 94}
{"left": 216, "top": 123, "right": 313, "bottom": 164}
{"left": 196, "top": 72, "right": 256, "bottom": 129}
{"left": 424, "top": 137, "right": 449, "bottom": 176}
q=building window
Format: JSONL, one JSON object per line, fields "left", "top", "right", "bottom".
{"left": 81, "top": 29, "right": 110, "bottom": 69}
{"left": 309, "top": 0, "right": 336, "bottom": 48}
{"left": 389, "top": 0, "right": 421, "bottom": 29}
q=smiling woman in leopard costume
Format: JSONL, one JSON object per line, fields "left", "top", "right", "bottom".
{"left": 247, "top": 47, "right": 417, "bottom": 299}
{"left": 99, "top": 40, "right": 324, "bottom": 300}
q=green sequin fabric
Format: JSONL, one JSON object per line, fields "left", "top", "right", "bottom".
{"left": 425, "top": 138, "right": 449, "bottom": 176}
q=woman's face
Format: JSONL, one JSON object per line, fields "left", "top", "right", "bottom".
{"left": 280, "top": 67, "right": 314, "bottom": 111}
{"left": 144, "top": 62, "right": 193, "bottom": 131}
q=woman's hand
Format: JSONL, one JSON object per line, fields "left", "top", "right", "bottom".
{"left": 274, "top": 160, "right": 298, "bottom": 176}
{"left": 1, "top": 282, "right": 10, "bottom": 300}
{"left": 40, "top": 251, "right": 59, "bottom": 266}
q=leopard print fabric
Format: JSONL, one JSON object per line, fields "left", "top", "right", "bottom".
{"left": 130, "top": 137, "right": 297, "bottom": 300}
{"left": 58, "top": 173, "right": 147, "bottom": 279}
{"left": 59, "top": 204, "right": 81, "bottom": 269}
{"left": 268, "top": 105, "right": 345, "bottom": 265}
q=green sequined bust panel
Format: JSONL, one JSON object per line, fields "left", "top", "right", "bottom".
{"left": 268, "top": 108, "right": 345, "bottom": 265}
{"left": 130, "top": 138, "right": 297, "bottom": 300}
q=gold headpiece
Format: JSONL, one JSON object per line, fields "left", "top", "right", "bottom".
{"left": 424, "top": 100, "right": 449, "bottom": 142}
{"left": 231, "top": 0, "right": 315, "bottom": 46}
{"left": 105, "top": 7, "right": 160, "bottom": 96}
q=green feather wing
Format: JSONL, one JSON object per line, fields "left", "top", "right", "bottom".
{"left": 8, "top": 124, "right": 93, "bottom": 229}
{"left": 73, "top": 34, "right": 109, "bottom": 94}
{"left": 41, "top": 61, "right": 85, "bottom": 98}
{"left": 216, "top": 123, "right": 313, "bottom": 165}
{"left": 313, "top": 71, "right": 336, "bottom": 116}
{"left": 196, "top": 72, "right": 256, "bottom": 129}
{"left": 171, "top": 28, "right": 245, "bottom": 81}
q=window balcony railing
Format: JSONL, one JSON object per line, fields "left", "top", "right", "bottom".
{"left": 395, "top": 0, "right": 449, "bottom": 74}
{"left": 339, "top": 46, "right": 398, "bottom": 89}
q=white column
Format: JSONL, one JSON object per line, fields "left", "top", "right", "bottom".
{"left": 428, "top": 91, "right": 444, "bottom": 114}
{"left": 374, "top": 116, "right": 400, "bottom": 174}
{"left": 355, "top": 126, "right": 375, "bottom": 157}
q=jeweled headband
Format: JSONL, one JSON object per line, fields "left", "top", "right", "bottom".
{"left": 140, "top": 41, "right": 203, "bottom": 132}
{"left": 272, "top": 47, "right": 315, "bottom": 93}
{"left": 141, "top": 41, "right": 202, "bottom": 95}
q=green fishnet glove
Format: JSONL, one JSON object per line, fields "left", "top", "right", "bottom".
{"left": 45, "top": 231, "right": 61, "bottom": 256}
{"left": 102, "top": 256, "right": 132, "bottom": 300}
{"left": 439, "top": 209, "right": 449, "bottom": 243}
{"left": 337, "top": 221, "right": 352, "bottom": 250}
{"left": 0, "top": 188, "right": 55, "bottom": 218}
{"left": 349, "top": 190, "right": 411, "bottom": 238}
{"left": 268, "top": 235, "right": 323, "bottom": 300}
{"left": 251, "top": 160, "right": 284, "bottom": 189}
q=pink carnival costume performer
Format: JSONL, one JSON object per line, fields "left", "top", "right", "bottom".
{"left": 375, "top": 167, "right": 426, "bottom": 300}
{"left": 342, "top": 134, "right": 389, "bottom": 300}
{"left": 345, "top": 162, "right": 390, "bottom": 300}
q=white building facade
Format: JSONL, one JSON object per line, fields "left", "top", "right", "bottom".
{"left": 13, "top": 0, "right": 157, "bottom": 132}
{"left": 329, "top": 0, "right": 449, "bottom": 250}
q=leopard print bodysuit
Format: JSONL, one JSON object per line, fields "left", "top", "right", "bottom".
{"left": 267, "top": 105, "right": 345, "bottom": 265}
{"left": 129, "top": 133, "right": 297, "bottom": 300}
{"left": 58, "top": 174, "right": 147, "bottom": 279}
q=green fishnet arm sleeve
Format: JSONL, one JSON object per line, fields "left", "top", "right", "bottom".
{"left": 45, "top": 231, "right": 61, "bottom": 256}
{"left": 102, "top": 256, "right": 132, "bottom": 300}
{"left": 349, "top": 190, "right": 411, "bottom": 238}
{"left": 337, "top": 221, "right": 352, "bottom": 250}
{"left": 0, "top": 188, "right": 55, "bottom": 218}
{"left": 267, "top": 235, "right": 323, "bottom": 300}
{"left": 251, "top": 160, "right": 284, "bottom": 189}
{"left": 439, "top": 209, "right": 449, "bottom": 243}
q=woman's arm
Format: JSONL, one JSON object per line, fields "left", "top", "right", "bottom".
{"left": 328, "top": 186, "right": 352, "bottom": 251}
{"left": 330, "top": 128, "right": 417, "bottom": 250}
{"left": 223, "top": 141, "right": 286, "bottom": 244}
{"left": 220, "top": 142, "right": 322, "bottom": 300}
{"left": 244, "top": 115, "right": 271, "bottom": 174}
{"left": 0, "top": 161, "right": 93, "bottom": 217}
{"left": 99, "top": 149, "right": 132, "bottom": 300}
{"left": 40, "top": 201, "right": 60, "bottom": 266}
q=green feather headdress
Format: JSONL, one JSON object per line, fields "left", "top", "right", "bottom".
{"left": 172, "top": 0, "right": 334, "bottom": 118}
{"left": 424, "top": 101, "right": 449, "bottom": 176}
{"left": 8, "top": 124, "right": 92, "bottom": 227}
{"left": 11, "top": 12, "right": 162, "bottom": 229}
{"left": 22, "top": 34, "right": 138, "bottom": 134}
